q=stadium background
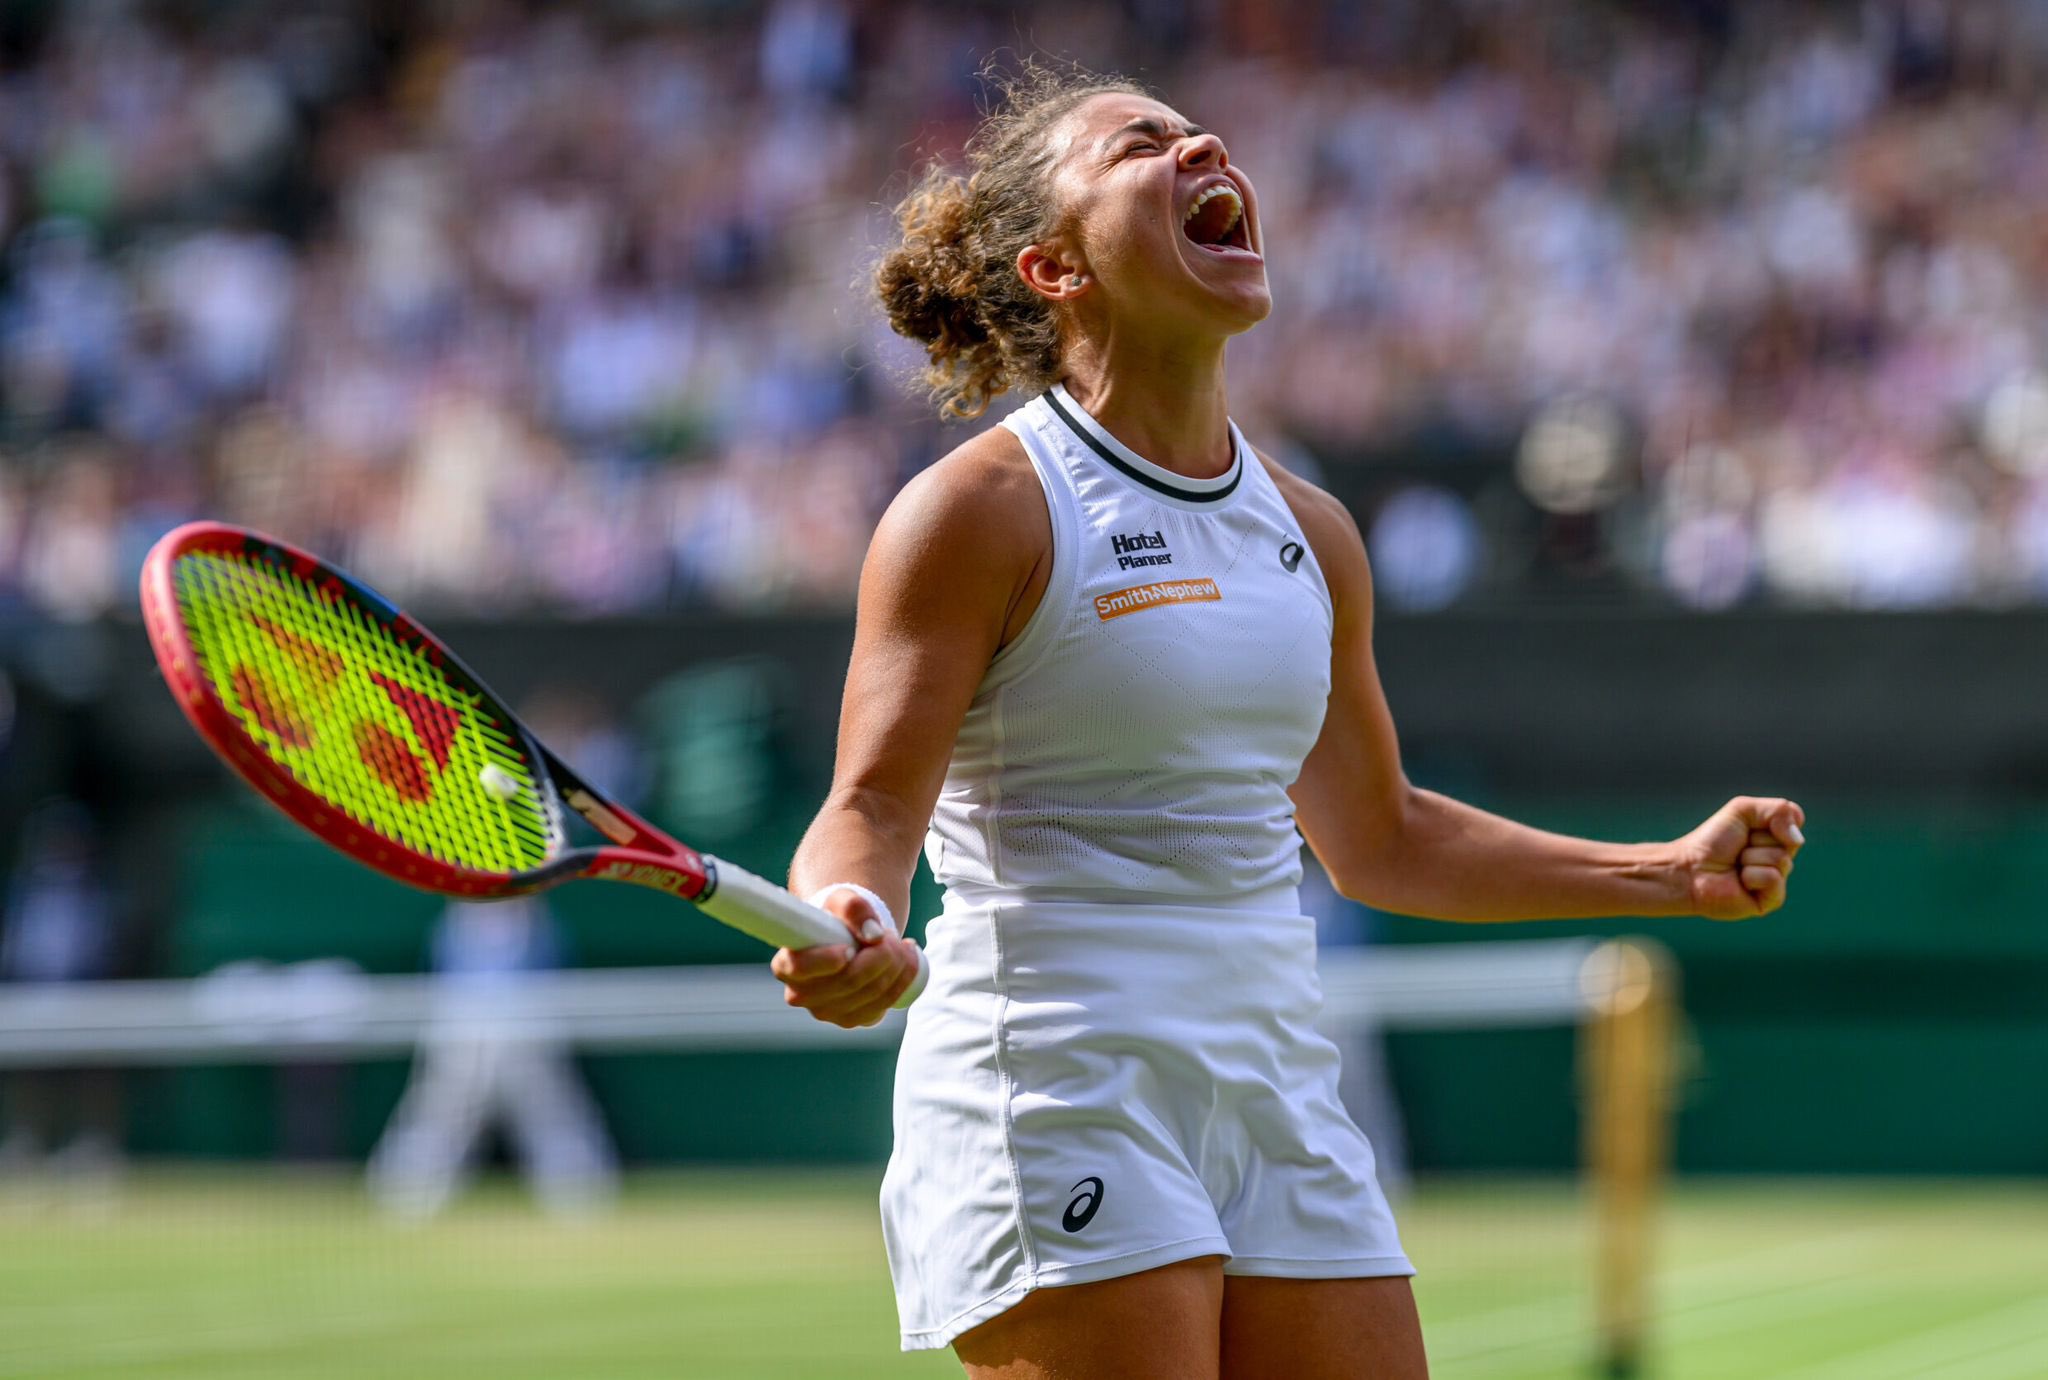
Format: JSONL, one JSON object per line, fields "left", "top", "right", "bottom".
{"left": 1, "top": 1, "right": 2045, "bottom": 1377}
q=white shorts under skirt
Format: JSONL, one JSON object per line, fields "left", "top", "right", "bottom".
{"left": 881, "top": 896, "right": 1414, "bottom": 1352}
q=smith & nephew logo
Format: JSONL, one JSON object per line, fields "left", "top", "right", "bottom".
{"left": 1094, "top": 578, "right": 1222, "bottom": 621}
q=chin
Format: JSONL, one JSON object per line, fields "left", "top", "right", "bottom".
{"left": 1197, "top": 281, "right": 1272, "bottom": 336}
{"left": 1226, "top": 286, "right": 1273, "bottom": 329}
{"left": 1167, "top": 251, "right": 1272, "bottom": 333}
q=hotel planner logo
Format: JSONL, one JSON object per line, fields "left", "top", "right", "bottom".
{"left": 1110, "top": 529, "right": 1173, "bottom": 570}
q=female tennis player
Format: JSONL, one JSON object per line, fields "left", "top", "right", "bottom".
{"left": 771, "top": 70, "right": 1804, "bottom": 1379}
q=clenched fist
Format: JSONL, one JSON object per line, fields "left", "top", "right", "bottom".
{"left": 1676, "top": 796, "right": 1806, "bottom": 920}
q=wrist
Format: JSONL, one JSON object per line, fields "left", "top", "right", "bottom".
{"left": 806, "top": 881, "right": 899, "bottom": 940}
{"left": 1626, "top": 841, "right": 1694, "bottom": 917}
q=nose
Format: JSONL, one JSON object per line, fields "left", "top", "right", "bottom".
{"left": 1178, "top": 132, "right": 1228, "bottom": 171}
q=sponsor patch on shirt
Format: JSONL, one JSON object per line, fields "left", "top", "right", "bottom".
{"left": 1111, "top": 529, "right": 1173, "bottom": 569}
{"left": 1093, "top": 578, "right": 1223, "bottom": 621}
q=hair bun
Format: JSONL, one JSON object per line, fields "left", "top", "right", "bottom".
{"left": 873, "top": 65, "right": 1145, "bottom": 419}
{"left": 878, "top": 177, "right": 989, "bottom": 351}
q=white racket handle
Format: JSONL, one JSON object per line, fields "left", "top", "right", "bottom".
{"left": 695, "top": 855, "right": 928, "bottom": 1008}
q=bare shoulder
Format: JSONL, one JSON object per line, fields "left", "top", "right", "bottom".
{"left": 877, "top": 425, "right": 1040, "bottom": 550}
{"left": 1254, "top": 451, "right": 1371, "bottom": 610}
{"left": 864, "top": 423, "right": 1048, "bottom": 620}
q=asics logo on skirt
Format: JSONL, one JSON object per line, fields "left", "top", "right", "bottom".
{"left": 1062, "top": 1177, "right": 1105, "bottom": 1232}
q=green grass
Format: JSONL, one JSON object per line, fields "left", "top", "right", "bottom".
{"left": 0, "top": 1171, "right": 2042, "bottom": 1379}
{"left": 1410, "top": 1180, "right": 2048, "bottom": 1379}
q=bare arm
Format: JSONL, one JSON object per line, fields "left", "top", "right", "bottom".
{"left": 1271, "top": 462, "right": 1804, "bottom": 923}
{"left": 771, "top": 428, "right": 1050, "bottom": 1024}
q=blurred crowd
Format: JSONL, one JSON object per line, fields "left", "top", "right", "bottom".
{"left": 6, "top": 0, "right": 2048, "bottom": 615}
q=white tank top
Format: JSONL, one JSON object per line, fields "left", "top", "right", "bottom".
{"left": 925, "top": 383, "right": 1335, "bottom": 910}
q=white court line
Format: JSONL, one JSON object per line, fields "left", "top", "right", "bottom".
{"left": 1911, "top": 1327, "right": 2048, "bottom": 1380}
{"left": 0, "top": 1302, "right": 428, "bottom": 1367}
{"left": 1423, "top": 1303, "right": 1582, "bottom": 1366}
{"left": 1773, "top": 1296, "right": 2048, "bottom": 1380}
{"left": 1442, "top": 1274, "right": 1901, "bottom": 1380}
{"left": 1424, "top": 1225, "right": 1894, "bottom": 1364}
{"left": 0, "top": 1259, "right": 878, "bottom": 1376}
{"left": 1445, "top": 1256, "right": 2041, "bottom": 1380}
{"left": 1658, "top": 1256, "right": 1941, "bottom": 1336}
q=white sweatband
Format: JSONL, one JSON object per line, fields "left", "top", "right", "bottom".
{"left": 806, "top": 882, "right": 898, "bottom": 944}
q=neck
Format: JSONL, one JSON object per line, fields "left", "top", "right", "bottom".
{"left": 1057, "top": 327, "right": 1233, "bottom": 479}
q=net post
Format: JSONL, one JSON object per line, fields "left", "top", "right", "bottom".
{"left": 1579, "top": 938, "right": 1678, "bottom": 1380}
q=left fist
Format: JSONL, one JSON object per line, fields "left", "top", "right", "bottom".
{"left": 1677, "top": 796, "right": 1806, "bottom": 920}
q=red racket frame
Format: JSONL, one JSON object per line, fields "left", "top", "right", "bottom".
{"left": 140, "top": 521, "right": 716, "bottom": 903}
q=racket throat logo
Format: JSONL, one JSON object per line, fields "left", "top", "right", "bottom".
{"left": 593, "top": 858, "right": 700, "bottom": 899}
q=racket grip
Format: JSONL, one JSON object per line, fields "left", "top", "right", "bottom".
{"left": 697, "top": 856, "right": 927, "bottom": 1009}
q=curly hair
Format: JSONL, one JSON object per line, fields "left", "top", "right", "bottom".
{"left": 875, "top": 64, "right": 1148, "bottom": 420}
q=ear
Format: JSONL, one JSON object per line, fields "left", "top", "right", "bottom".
{"left": 1017, "top": 242, "right": 1090, "bottom": 304}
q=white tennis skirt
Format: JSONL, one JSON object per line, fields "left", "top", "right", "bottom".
{"left": 880, "top": 892, "right": 1414, "bottom": 1352}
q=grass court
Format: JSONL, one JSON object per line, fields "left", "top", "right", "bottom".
{"left": 1, "top": 1171, "right": 2042, "bottom": 1379}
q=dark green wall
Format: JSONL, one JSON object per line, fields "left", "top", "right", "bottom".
{"left": 150, "top": 794, "right": 2048, "bottom": 1175}
{"left": 1376, "top": 799, "right": 2048, "bottom": 1176}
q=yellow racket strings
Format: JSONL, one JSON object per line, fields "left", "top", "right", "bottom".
{"left": 174, "top": 549, "right": 559, "bottom": 875}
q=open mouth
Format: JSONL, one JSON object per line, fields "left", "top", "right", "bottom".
{"left": 1182, "top": 182, "right": 1253, "bottom": 254}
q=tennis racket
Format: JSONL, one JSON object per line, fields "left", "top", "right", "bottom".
{"left": 140, "top": 521, "right": 926, "bottom": 1005}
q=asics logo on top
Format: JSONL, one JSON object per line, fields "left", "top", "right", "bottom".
{"left": 1111, "top": 529, "right": 1173, "bottom": 570}
{"left": 1062, "top": 1177, "right": 1105, "bottom": 1232}
{"left": 1279, "top": 540, "right": 1305, "bottom": 573}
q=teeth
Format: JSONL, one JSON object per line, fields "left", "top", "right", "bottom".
{"left": 1184, "top": 182, "right": 1243, "bottom": 236}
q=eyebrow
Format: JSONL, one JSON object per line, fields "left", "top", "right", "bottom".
{"left": 1103, "top": 117, "right": 1208, "bottom": 150}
